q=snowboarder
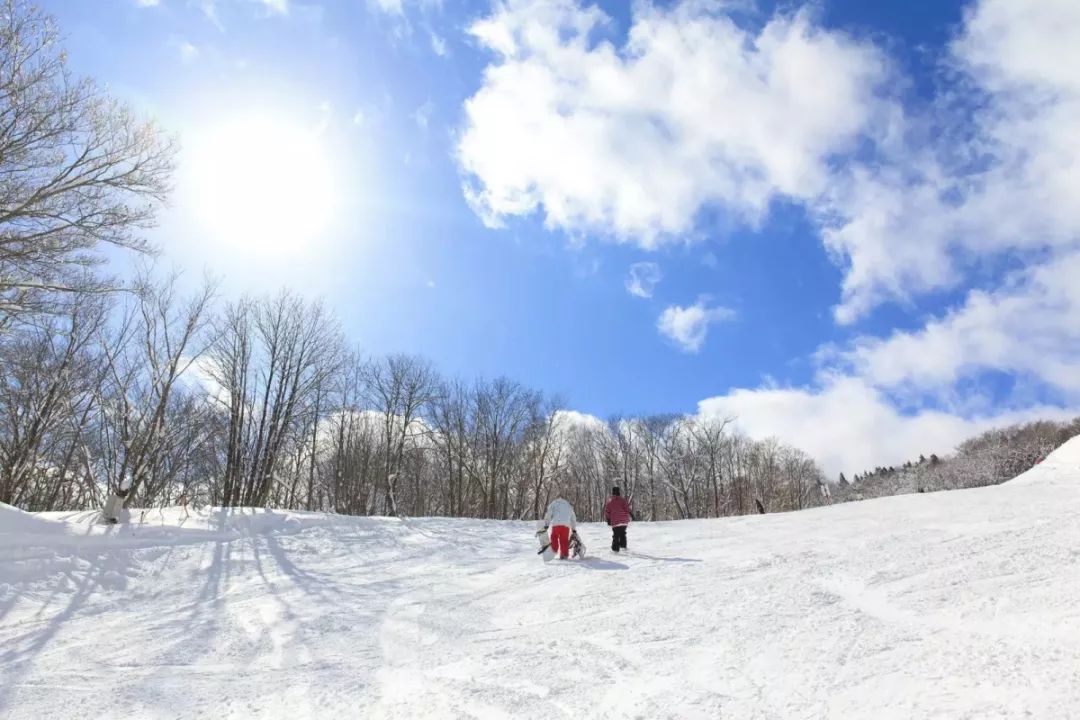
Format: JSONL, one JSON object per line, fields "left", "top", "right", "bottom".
{"left": 603, "top": 486, "right": 633, "bottom": 553}
{"left": 542, "top": 497, "right": 578, "bottom": 560}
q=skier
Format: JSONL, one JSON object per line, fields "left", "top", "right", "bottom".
{"left": 603, "top": 486, "right": 633, "bottom": 553}
{"left": 542, "top": 497, "right": 578, "bottom": 560}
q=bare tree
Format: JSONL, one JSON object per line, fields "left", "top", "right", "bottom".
{"left": 364, "top": 354, "right": 438, "bottom": 516}
{"left": 600, "top": 417, "right": 647, "bottom": 513}
{"left": 468, "top": 377, "right": 539, "bottom": 518}
{"left": 209, "top": 291, "right": 341, "bottom": 508}
{"left": 429, "top": 378, "right": 471, "bottom": 516}
{"left": 0, "top": 296, "right": 107, "bottom": 507}
{"left": 638, "top": 415, "right": 694, "bottom": 519}
{"left": 520, "top": 399, "right": 568, "bottom": 520}
{"left": 0, "top": 0, "right": 175, "bottom": 324}
{"left": 689, "top": 416, "right": 733, "bottom": 517}
{"left": 95, "top": 272, "right": 215, "bottom": 519}
{"left": 323, "top": 352, "right": 380, "bottom": 515}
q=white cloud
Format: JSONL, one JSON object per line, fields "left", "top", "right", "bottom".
{"left": 430, "top": 31, "right": 448, "bottom": 57}
{"left": 840, "top": 250, "right": 1080, "bottom": 400}
{"left": 553, "top": 409, "right": 606, "bottom": 433}
{"left": 182, "top": 356, "right": 228, "bottom": 406}
{"left": 178, "top": 40, "right": 199, "bottom": 63}
{"left": 135, "top": 0, "right": 160, "bottom": 7}
{"left": 625, "top": 262, "right": 661, "bottom": 299}
{"left": 459, "top": 0, "right": 1080, "bottom": 328}
{"left": 819, "top": 0, "right": 1080, "bottom": 391}
{"left": 195, "top": 0, "right": 288, "bottom": 27}
{"left": 657, "top": 299, "right": 735, "bottom": 353}
{"left": 818, "top": 0, "right": 1080, "bottom": 322}
{"left": 702, "top": 235, "right": 1080, "bottom": 480}
{"left": 458, "top": 0, "right": 889, "bottom": 245}
{"left": 413, "top": 100, "right": 433, "bottom": 131}
{"left": 314, "top": 100, "right": 334, "bottom": 134}
{"left": 370, "top": 0, "right": 403, "bottom": 15}
{"left": 258, "top": 0, "right": 288, "bottom": 13}
{"left": 199, "top": 0, "right": 223, "bottom": 29}
{"left": 367, "top": 0, "right": 443, "bottom": 17}
{"left": 956, "top": 0, "right": 1080, "bottom": 96}
{"left": 697, "top": 377, "right": 1073, "bottom": 478}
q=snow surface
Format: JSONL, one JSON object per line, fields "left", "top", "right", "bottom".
{"left": 2, "top": 438, "right": 1080, "bottom": 719}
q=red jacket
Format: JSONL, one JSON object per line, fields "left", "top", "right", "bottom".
{"left": 604, "top": 496, "right": 632, "bottom": 527}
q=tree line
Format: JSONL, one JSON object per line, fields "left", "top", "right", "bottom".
{"left": 0, "top": 278, "right": 830, "bottom": 521}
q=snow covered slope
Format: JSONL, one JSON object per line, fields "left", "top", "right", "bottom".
{"left": 1008, "top": 433, "right": 1080, "bottom": 486}
{"left": 3, "top": 451, "right": 1080, "bottom": 720}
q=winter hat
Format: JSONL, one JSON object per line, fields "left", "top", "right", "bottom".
{"left": 611, "top": 486, "right": 621, "bottom": 496}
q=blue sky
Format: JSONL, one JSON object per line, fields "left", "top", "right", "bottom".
{"left": 44, "top": 0, "right": 1080, "bottom": 475}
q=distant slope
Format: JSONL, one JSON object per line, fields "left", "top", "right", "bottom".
{"left": 1009, "top": 433, "right": 1080, "bottom": 485}
{"left": 3, "top": 451, "right": 1080, "bottom": 719}
{"left": 841, "top": 420, "right": 1080, "bottom": 502}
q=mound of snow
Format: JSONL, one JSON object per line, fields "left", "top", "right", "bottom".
{"left": 1008, "top": 433, "right": 1080, "bottom": 485}
{"left": 0, "top": 502, "right": 66, "bottom": 536}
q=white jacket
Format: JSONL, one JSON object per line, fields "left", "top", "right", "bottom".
{"left": 543, "top": 498, "right": 577, "bottom": 529}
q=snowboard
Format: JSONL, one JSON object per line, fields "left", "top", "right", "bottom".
{"left": 570, "top": 530, "right": 587, "bottom": 559}
{"left": 536, "top": 527, "right": 555, "bottom": 562}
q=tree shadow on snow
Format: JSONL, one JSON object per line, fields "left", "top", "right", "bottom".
{"left": 0, "top": 549, "right": 116, "bottom": 713}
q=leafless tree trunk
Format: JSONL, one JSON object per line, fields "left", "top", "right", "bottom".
{"left": 364, "top": 354, "right": 438, "bottom": 516}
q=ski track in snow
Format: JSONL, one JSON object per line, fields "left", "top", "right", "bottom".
{"left": 3, "top": 441, "right": 1080, "bottom": 719}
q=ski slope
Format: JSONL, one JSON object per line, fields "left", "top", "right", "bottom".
{"left": 2, "top": 438, "right": 1080, "bottom": 719}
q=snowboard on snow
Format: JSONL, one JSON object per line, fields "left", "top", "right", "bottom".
{"left": 570, "top": 530, "right": 586, "bottom": 559}
{"left": 537, "top": 527, "right": 555, "bottom": 562}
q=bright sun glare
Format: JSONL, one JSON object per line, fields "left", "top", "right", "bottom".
{"left": 188, "top": 114, "right": 337, "bottom": 258}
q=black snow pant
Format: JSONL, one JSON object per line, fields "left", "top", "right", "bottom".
{"left": 611, "top": 525, "right": 628, "bottom": 552}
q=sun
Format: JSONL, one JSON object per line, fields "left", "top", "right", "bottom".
{"left": 187, "top": 113, "right": 338, "bottom": 259}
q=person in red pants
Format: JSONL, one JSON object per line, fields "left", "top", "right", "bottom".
{"left": 604, "top": 486, "right": 634, "bottom": 553}
{"left": 542, "top": 497, "right": 577, "bottom": 560}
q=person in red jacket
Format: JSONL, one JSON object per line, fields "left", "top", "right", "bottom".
{"left": 603, "top": 486, "right": 634, "bottom": 553}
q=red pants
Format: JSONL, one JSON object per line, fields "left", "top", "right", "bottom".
{"left": 550, "top": 525, "right": 571, "bottom": 559}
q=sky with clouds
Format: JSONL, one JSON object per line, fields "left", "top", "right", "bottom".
{"left": 45, "top": 0, "right": 1080, "bottom": 477}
